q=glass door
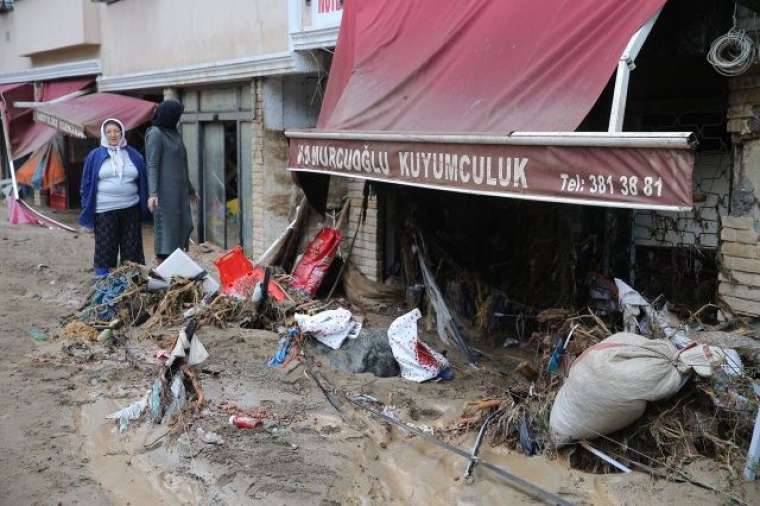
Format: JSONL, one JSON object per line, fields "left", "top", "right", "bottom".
{"left": 202, "top": 123, "right": 226, "bottom": 248}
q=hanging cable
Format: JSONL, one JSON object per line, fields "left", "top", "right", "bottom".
{"left": 707, "top": 3, "right": 756, "bottom": 76}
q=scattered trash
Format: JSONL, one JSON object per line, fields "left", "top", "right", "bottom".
{"left": 107, "top": 396, "right": 148, "bottom": 433}
{"left": 229, "top": 415, "right": 263, "bottom": 430}
{"left": 546, "top": 324, "right": 577, "bottom": 373}
{"left": 196, "top": 427, "right": 224, "bottom": 445}
{"left": 387, "top": 309, "right": 450, "bottom": 383}
{"left": 58, "top": 321, "right": 99, "bottom": 342}
{"left": 155, "top": 248, "right": 220, "bottom": 296}
{"left": 268, "top": 327, "right": 296, "bottom": 367}
{"left": 414, "top": 233, "right": 477, "bottom": 363}
{"left": 29, "top": 329, "right": 47, "bottom": 342}
{"left": 502, "top": 338, "right": 520, "bottom": 348}
{"left": 294, "top": 308, "right": 362, "bottom": 350}
{"left": 214, "top": 246, "right": 287, "bottom": 302}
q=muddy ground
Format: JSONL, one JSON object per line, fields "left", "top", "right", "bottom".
{"left": 1, "top": 203, "right": 759, "bottom": 505}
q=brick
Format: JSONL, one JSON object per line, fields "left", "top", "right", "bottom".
{"left": 723, "top": 255, "right": 760, "bottom": 274}
{"left": 722, "top": 216, "right": 755, "bottom": 230}
{"left": 721, "top": 228, "right": 759, "bottom": 244}
{"left": 719, "top": 282, "right": 760, "bottom": 302}
{"left": 721, "top": 295, "right": 760, "bottom": 317}
{"left": 721, "top": 242, "right": 760, "bottom": 259}
{"left": 721, "top": 269, "right": 760, "bottom": 288}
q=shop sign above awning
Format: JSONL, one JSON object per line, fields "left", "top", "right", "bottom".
{"left": 33, "top": 93, "right": 157, "bottom": 139}
{"left": 287, "top": 130, "right": 695, "bottom": 212}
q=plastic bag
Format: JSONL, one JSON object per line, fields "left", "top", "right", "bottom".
{"left": 295, "top": 308, "right": 362, "bottom": 350}
{"left": 387, "top": 309, "right": 449, "bottom": 382}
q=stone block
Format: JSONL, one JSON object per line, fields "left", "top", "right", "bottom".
{"left": 721, "top": 242, "right": 760, "bottom": 259}
{"left": 719, "top": 282, "right": 760, "bottom": 302}
{"left": 723, "top": 255, "right": 760, "bottom": 274}
{"left": 722, "top": 216, "right": 755, "bottom": 230}
{"left": 721, "top": 228, "right": 759, "bottom": 244}
{"left": 721, "top": 295, "right": 760, "bottom": 317}
{"left": 721, "top": 269, "right": 760, "bottom": 287}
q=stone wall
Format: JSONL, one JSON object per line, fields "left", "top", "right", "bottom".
{"left": 719, "top": 72, "right": 760, "bottom": 317}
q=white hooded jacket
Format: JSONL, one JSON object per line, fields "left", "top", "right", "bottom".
{"left": 96, "top": 118, "right": 139, "bottom": 213}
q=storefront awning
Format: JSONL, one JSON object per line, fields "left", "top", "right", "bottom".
{"left": 33, "top": 93, "right": 157, "bottom": 139}
{"left": 287, "top": 130, "right": 695, "bottom": 212}
{"left": 0, "top": 79, "right": 95, "bottom": 158}
{"left": 288, "top": 0, "right": 694, "bottom": 211}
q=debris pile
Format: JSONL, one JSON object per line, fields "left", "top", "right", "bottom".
{"left": 453, "top": 279, "right": 760, "bottom": 480}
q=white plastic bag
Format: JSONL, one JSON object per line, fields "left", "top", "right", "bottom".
{"left": 387, "top": 309, "right": 449, "bottom": 382}
{"left": 550, "top": 333, "right": 725, "bottom": 443}
{"left": 295, "top": 308, "right": 363, "bottom": 350}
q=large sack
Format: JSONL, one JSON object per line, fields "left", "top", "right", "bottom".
{"left": 550, "top": 332, "right": 724, "bottom": 443}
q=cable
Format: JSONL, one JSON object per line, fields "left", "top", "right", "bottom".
{"left": 707, "top": 4, "right": 756, "bottom": 76}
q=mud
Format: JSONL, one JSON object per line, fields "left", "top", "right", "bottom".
{"left": 1, "top": 204, "right": 759, "bottom": 505}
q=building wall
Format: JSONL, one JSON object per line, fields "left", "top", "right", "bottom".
{"left": 633, "top": 152, "right": 730, "bottom": 249}
{"left": 98, "top": 0, "right": 289, "bottom": 77}
{"left": 1, "top": 0, "right": 99, "bottom": 61}
{"left": 719, "top": 72, "right": 760, "bottom": 317}
{"left": 0, "top": 9, "right": 32, "bottom": 73}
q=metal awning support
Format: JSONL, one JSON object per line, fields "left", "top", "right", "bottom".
{"left": 13, "top": 89, "right": 90, "bottom": 109}
{"left": 608, "top": 11, "right": 662, "bottom": 132}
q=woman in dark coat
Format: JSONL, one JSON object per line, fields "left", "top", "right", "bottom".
{"left": 80, "top": 118, "right": 149, "bottom": 277}
{"left": 146, "top": 100, "right": 196, "bottom": 264}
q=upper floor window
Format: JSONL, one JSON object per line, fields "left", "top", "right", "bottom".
{"left": 0, "top": 0, "right": 14, "bottom": 14}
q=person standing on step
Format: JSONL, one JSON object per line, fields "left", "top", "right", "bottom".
{"left": 80, "top": 118, "right": 148, "bottom": 278}
{"left": 146, "top": 100, "right": 197, "bottom": 265}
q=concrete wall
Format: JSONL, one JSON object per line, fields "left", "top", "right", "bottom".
{"left": 98, "top": 0, "right": 289, "bottom": 77}
{"left": 13, "top": 0, "right": 99, "bottom": 57}
{"left": 0, "top": 9, "right": 31, "bottom": 73}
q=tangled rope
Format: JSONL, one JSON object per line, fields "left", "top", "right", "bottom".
{"left": 707, "top": 28, "right": 755, "bottom": 76}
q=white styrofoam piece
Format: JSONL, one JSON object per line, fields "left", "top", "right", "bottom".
{"left": 155, "top": 248, "right": 220, "bottom": 295}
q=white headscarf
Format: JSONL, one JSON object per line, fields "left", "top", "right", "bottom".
{"left": 100, "top": 118, "right": 128, "bottom": 181}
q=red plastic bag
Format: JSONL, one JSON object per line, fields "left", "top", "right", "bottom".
{"left": 290, "top": 227, "right": 342, "bottom": 296}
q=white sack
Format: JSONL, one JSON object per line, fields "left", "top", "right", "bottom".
{"left": 295, "top": 308, "right": 363, "bottom": 350}
{"left": 550, "top": 333, "right": 725, "bottom": 443}
{"left": 387, "top": 309, "right": 449, "bottom": 383}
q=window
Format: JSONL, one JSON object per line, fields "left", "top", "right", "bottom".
{"left": 0, "top": 1, "right": 14, "bottom": 14}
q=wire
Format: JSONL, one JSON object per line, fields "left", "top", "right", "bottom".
{"left": 707, "top": 4, "right": 756, "bottom": 76}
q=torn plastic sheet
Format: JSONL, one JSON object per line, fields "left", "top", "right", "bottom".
{"left": 165, "top": 328, "right": 208, "bottom": 368}
{"left": 295, "top": 308, "right": 363, "bottom": 350}
{"left": 107, "top": 395, "right": 148, "bottom": 433}
{"left": 387, "top": 309, "right": 449, "bottom": 383}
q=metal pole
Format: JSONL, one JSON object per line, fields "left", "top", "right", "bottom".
{"left": 608, "top": 11, "right": 662, "bottom": 133}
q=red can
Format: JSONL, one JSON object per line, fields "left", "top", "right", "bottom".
{"left": 229, "top": 415, "right": 262, "bottom": 429}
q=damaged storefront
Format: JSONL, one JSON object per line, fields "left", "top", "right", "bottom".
{"left": 283, "top": 0, "right": 720, "bottom": 343}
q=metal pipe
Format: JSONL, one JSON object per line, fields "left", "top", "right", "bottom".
{"left": 285, "top": 129, "right": 696, "bottom": 149}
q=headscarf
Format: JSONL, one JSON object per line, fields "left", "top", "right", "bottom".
{"left": 100, "top": 118, "right": 128, "bottom": 182}
{"left": 153, "top": 100, "right": 184, "bottom": 130}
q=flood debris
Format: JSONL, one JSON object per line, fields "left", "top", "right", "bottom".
{"left": 452, "top": 276, "right": 760, "bottom": 488}
{"left": 388, "top": 308, "right": 453, "bottom": 383}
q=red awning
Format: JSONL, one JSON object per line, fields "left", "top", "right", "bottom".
{"left": 33, "top": 93, "right": 157, "bottom": 139}
{"left": 0, "top": 78, "right": 94, "bottom": 158}
{"left": 289, "top": 0, "right": 694, "bottom": 211}
{"left": 319, "top": 0, "right": 667, "bottom": 133}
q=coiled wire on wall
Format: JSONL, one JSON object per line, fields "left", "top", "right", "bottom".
{"left": 707, "top": 3, "right": 756, "bottom": 76}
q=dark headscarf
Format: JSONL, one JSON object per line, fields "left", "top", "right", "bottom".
{"left": 153, "top": 100, "right": 184, "bottom": 130}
